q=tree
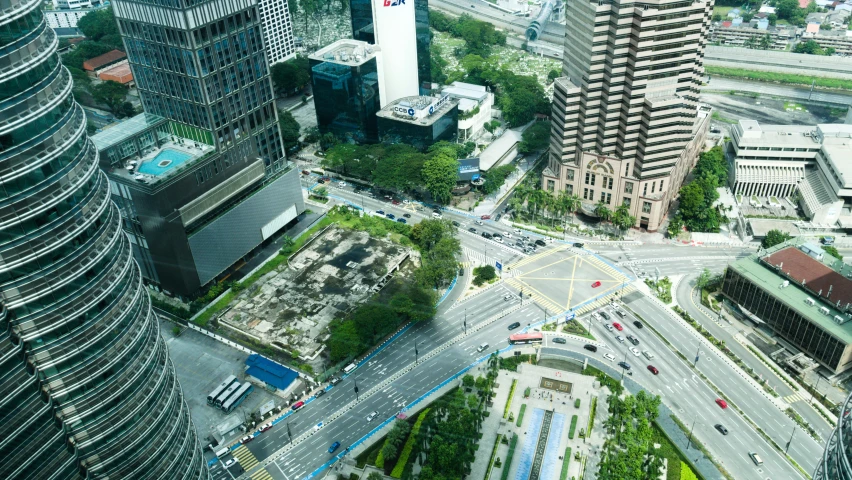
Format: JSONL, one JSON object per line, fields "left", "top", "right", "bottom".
{"left": 278, "top": 110, "right": 301, "bottom": 150}
{"left": 594, "top": 202, "right": 613, "bottom": 223}
{"left": 270, "top": 56, "right": 311, "bottom": 94}
{"left": 61, "top": 41, "right": 115, "bottom": 69}
{"left": 794, "top": 39, "right": 832, "bottom": 55}
{"left": 77, "top": 8, "right": 120, "bottom": 42}
{"left": 116, "top": 101, "right": 136, "bottom": 119}
{"left": 472, "top": 265, "right": 497, "bottom": 286}
{"left": 611, "top": 204, "right": 636, "bottom": 235}
{"left": 768, "top": 13, "right": 778, "bottom": 26}
{"left": 823, "top": 245, "right": 843, "bottom": 260}
{"left": 319, "top": 132, "right": 339, "bottom": 151}
{"left": 303, "top": 126, "right": 320, "bottom": 144}
{"left": 759, "top": 33, "right": 772, "bottom": 50}
{"left": 311, "top": 186, "right": 328, "bottom": 199}
{"left": 519, "top": 120, "right": 550, "bottom": 153}
{"left": 776, "top": 0, "right": 801, "bottom": 20}
{"left": 761, "top": 229, "right": 792, "bottom": 248}
{"left": 667, "top": 217, "right": 684, "bottom": 238}
{"left": 422, "top": 148, "right": 459, "bottom": 205}
{"left": 547, "top": 69, "right": 560, "bottom": 82}
{"left": 367, "top": 473, "right": 383, "bottom": 480}
{"left": 696, "top": 268, "right": 714, "bottom": 289}
{"left": 462, "top": 374, "right": 475, "bottom": 388}
{"left": 712, "top": 13, "right": 722, "bottom": 22}
{"left": 91, "top": 81, "right": 128, "bottom": 114}
{"left": 483, "top": 119, "right": 501, "bottom": 134}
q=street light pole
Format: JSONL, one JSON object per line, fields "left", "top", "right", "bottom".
{"left": 809, "top": 374, "right": 822, "bottom": 405}
{"left": 785, "top": 425, "right": 796, "bottom": 454}
{"left": 694, "top": 343, "right": 701, "bottom": 367}
{"left": 686, "top": 418, "right": 696, "bottom": 450}
{"left": 414, "top": 336, "right": 419, "bottom": 365}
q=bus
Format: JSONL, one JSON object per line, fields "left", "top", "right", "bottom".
{"left": 215, "top": 380, "right": 242, "bottom": 408}
{"left": 508, "top": 332, "right": 543, "bottom": 345}
{"left": 222, "top": 382, "right": 254, "bottom": 413}
{"left": 207, "top": 375, "right": 238, "bottom": 406}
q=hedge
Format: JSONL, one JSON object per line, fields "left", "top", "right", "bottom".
{"left": 390, "top": 408, "right": 430, "bottom": 478}
{"left": 484, "top": 433, "right": 503, "bottom": 480}
{"left": 500, "top": 434, "right": 519, "bottom": 480}
{"left": 504, "top": 379, "right": 517, "bottom": 419}
{"left": 568, "top": 415, "right": 578, "bottom": 439}
{"left": 679, "top": 462, "right": 699, "bottom": 480}
{"left": 559, "top": 448, "right": 572, "bottom": 480}
{"left": 587, "top": 397, "right": 597, "bottom": 437}
{"left": 516, "top": 404, "right": 527, "bottom": 427}
{"left": 574, "top": 398, "right": 580, "bottom": 408}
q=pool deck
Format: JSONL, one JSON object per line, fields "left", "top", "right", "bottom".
{"left": 110, "top": 141, "right": 214, "bottom": 185}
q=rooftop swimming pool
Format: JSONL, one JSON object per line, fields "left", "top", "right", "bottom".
{"left": 137, "top": 148, "right": 193, "bottom": 176}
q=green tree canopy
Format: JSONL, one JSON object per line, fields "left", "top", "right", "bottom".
{"left": 91, "top": 81, "right": 128, "bottom": 115}
{"left": 823, "top": 246, "right": 843, "bottom": 261}
{"left": 761, "top": 229, "right": 792, "bottom": 248}
{"left": 277, "top": 110, "right": 301, "bottom": 150}
{"left": 77, "top": 8, "right": 120, "bottom": 43}
{"left": 519, "top": 120, "right": 550, "bottom": 153}
{"left": 422, "top": 148, "right": 460, "bottom": 205}
{"left": 61, "top": 41, "right": 115, "bottom": 70}
{"left": 270, "top": 56, "right": 311, "bottom": 94}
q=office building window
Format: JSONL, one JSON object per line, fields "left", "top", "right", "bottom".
{"left": 591, "top": 174, "right": 596, "bottom": 186}
{"left": 660, "top": 179, "right": 665, "bottom": 191}
{"left": 651, "top": 182, "right": 656, "bottom": 194}
{"left": 643, "top": 183, "right": 648, "bottom": 196}
{"left": 600, "top": 191, "right": 606, "bottom": 202}
{"left": 547, "top": 179, "right": 555, "bottom": 192}
{"left": 624, "top": 182, "right": 633, "bottom": 194}
{"left": 624, "top": 162, "right": 630, "bottom": 177}
{"left": 623, "top": 197, "right": 631, "bottom": 207}
{"left": 585, "top": 172, "right": 590, "bottom": 185}
{"left": 566, "top": 184, "right": 573, "bottom": 195}
{"left": 567, "top": 169, "right": 575, "bottom": 180}
{"left": 607, "top": 177, "right": 613, "bottom": 189}
{"left": 642, "top": 201, "right": 652, "bottom": 214}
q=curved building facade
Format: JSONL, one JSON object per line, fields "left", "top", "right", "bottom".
{"left": 0, "top": 0, "right": 209, "bottom": 478}
{"left": 815, "top": 391, "right": 852, "bottom": 480}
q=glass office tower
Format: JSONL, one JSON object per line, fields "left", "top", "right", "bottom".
{"left": 0, "top": 0, "right": 208, "bottom": 478}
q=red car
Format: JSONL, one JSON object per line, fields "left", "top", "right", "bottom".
{"left": 391, "top": 200, "right": 401, "bottom": 205}
{"left": 259, "top": 423, "right": 272, "bottom": 433}
{"left": 480, "top": 214, "right": 491, "bottom": 220}
{"left": 612, "top": 322, "right": 623, "bottom": 331}
{"left": 591, "top": 281, "right": 602, "bottom": 288}
{"left": 291, "top": 401, "right": 305, "bottom": 410}
{"left": 715, "top": 398, "right": 728, "bottom": 409}
{"left": 647, "top": 365, "right": 659, "bottom": 375}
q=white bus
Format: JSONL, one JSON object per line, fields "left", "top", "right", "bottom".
{"left": 207, "top": 375, "right": 238, "bottom": 406}
{"left": 215, "top": 381, "right": 242, "bottom": 408}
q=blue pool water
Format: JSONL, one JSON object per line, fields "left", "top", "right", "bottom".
{"left": 137, "top": 148, "right": 193, "bottom": 175}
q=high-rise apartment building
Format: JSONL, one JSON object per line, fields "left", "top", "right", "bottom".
{"left": 0, "top": 0, "right": 208, "bottom": 478}
{"left": 106, "top": 0, "right": 304, "bottom": 296}
{"left": 543, "top": 0, "right": 713, "bottom": 232}
{"left": 258, "top": 0, "right": 296, "bottom": 65}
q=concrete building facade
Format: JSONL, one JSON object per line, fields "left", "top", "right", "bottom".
{"left": 376, "top": 95, "right": 459, "bottom": 151}
{"left": 543, "top": 0, "right": 713, "bottom": 232}
{"left": 258, "top": 0, "right": 297, "bottom": 65}
{"left": 441, "top": 81, "right": 493, "bottom": 142}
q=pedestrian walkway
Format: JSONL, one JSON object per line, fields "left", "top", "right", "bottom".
{"left": 232, "top": 445, "right": 260, "bottom": 471}
{"left": 504, "top": 277, "right": 563, "bottom": 314}
{"left": 784, "top": 392, "right": 807, "bottom": 404}
{"left": 250, "top": 469, "right": 274, "bottom": 480}
{"left": 573, "top": 286, "right": 636, "bottom": 316}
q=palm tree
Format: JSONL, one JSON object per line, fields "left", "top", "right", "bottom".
{"left": 594, "top": 202, "right": 613, "bottom": 231}
{"left": 561, "top": 192, "right": 581, "bottom": 228}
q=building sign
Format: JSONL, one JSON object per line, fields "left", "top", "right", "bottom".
{"left": 392, "top": 95, "right": 451, "bottom": 120}
{"left": 383, "top": 0, "right": 406, "bottom": 5}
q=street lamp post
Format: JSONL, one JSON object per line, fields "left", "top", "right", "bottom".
{"left": 354, "top": 374, "right": 360, "bottom": 402}
{"left": 686, "top": 418, "right": 697, "bottom": 450}
{"left": 785, "top": 425, "right": 796, "bottom": 454}
{"left": 809, "top": 373, "right": 823, "bottom": 405}
{"left": 414, "top": 336, "right": 419, "bottom": 365}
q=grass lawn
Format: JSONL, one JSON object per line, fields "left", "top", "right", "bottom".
{"left": 562, "top": 319, "right": 596, "bottom": 340}
{"left": 706, "top": 66, "right": 852, "bottom": 91}
{"left": 713, "top": 6, "right": 734, "bottom": 17}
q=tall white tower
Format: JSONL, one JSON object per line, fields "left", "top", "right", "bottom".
{"left": 370, "top": 0, "right": 420, "bottom": 105}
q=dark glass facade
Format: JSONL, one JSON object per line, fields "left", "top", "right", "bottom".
{"left": 722, "top": 268, "right": 852, "bottom": 373}
{"left": 310, "top": 54, "right": 380, "bottom": 143}
{"left": 377, "top": 104, "right": 459, "bottom": 151}
{"left": 814, "top": 390, "right": 852, "bottom": 480}
{"left": 0, "top": 0, "right": 208, "bottom": 478}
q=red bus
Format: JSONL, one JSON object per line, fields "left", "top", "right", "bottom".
{"left": 508, "top": 332, "right": 543, "bottom": 345}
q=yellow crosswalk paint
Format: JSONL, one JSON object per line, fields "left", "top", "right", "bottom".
{"left": 251, "top": 470, "right": 274, "bottom": 480}
{"left": 784, "top": 393, "right": 804, "bottom": 403}
{"left": 232, "top": 445, "right": 260, "bottom": 470}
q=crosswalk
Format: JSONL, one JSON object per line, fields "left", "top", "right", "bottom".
{"left": 251, "top": 470, "right": 274, "bottom": 480}
{"left": 783, "top": 392, "right": 806, "bottom": 404}
{"left": 232, "top": 445, "right": 260, "bottom": 471}
{"left": 503, "top": 276, "right": 564, "bottom": 314}
{"left": 572, "top": 286, "right": 636, "bottom": 316}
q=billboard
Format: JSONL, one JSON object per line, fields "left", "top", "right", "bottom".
{"left": 372, "top": 0, "right": 419, "bottom": 105}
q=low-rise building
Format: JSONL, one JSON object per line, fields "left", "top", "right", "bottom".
{"left": 82, "top": 49, "right": 127, "bottom": 76}
{"left": 811, "top": 30, "right": 852, "bottom": 55}
{"left": 441, "top": 81, "right": 493, "bottom": 142}
{"left": 44, "top": 7, "right": 98, "bottom": 29}
{"left": 709, "top": 23, "right": 793, "bottom": 49}
{"left": 376, "top": 95, "right": 459, "bottom": 151}
{"left": 722, "top": 241, "right": 852, "bottom": 375}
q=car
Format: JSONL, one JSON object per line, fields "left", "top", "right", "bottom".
{"left": 329, "top": 377, "right": 342, "bottom": 385}
{"left": 535, "top": 239, "right": 547, "bottom": 247}
{"left": 291, "top": 401, "right": 305, "bottom": 410}
{"left": 481, "top": 214, "right": 491, "bottom": 220}
{"left": 477, "top": 342, "right": 489, "bottom": 352}
{"left": 591, "top": 281, "right": 602, "bottom": 288}
{"left": 452, "top": 221, "right": 461, "bottom": 227}
{"left": 386, "top": 213, "right": 395, "bottom": 220}
{"left": 320, "top": 176, "right": 331, "bottom": 182}
{"left": 591, "top": 312, "right": 601, "bottom": 321}
{"left": 748, "top": 452, "right": 763, "bottom": 466}
{"left": 316, "top": 179, "right": 325, "bottom": 184}
{"left": 553, "top": 337, "right": 567, "bottom": 344}
{"left": 376, "top": 210, "right": 385, "bottom": 215}
{"left": 603, "top": 353, "right": 616, "bottom": 361}
{"left": 618, "top": 361, "right": 631, "bottom": 370}
{"left": 259, "top": 423, "right": 273, "bottom": 433}
{"left": 715, "top": 398, "right": 728, "bottom": 409}
{"left": 508, "top": 322, "right": 521, "bottom": 330}
{"left": 612, "top": 322, "right": 623, "bottom": 331}
{"left": 301, "top": 170, "right": 310, "bottom": 175}
{"left": 315, "top": 150, "right": 326, "bottom": 157}
{"left": 432, "top": 212, "right": 442, "bottom": 218}
{"left": 626, "top": 335, "right": 639, "bottom": 345}
{"left": 647, "top": 365, "right": 659, "bottom": 375}
{"left": 642, "top": 350, "right": 655, "bottom": 360}
{"left": 402, "top": 199, "right": 410, "bottom": 204}
{"left": 224, "top": 458, "right": 239, "bottom": 468}
{"left": 493, "top": 236, "right": 504, "bottom": 243}
{"left": 600, "top": 311, "right": 610, "bottom": 321}
{"left": 629, "top": 347, "right": 640, "bottom": 357}
{"left": 583, "top": 344, "right": 597, "bottom": 351}
{"left": 616, "top": 335, "right": 625, "bottom": 343}
{"left": 338, "top": 181, "right": 347, "bottom": 187}
{"left": 503, "top": 294, "right": 513, "bottom": 301}
{"left": 403, "top": 213, "right": 411, "bottom": 218}
{"left": 714, "top": 424, "right": 728, "bottom": 435}
{"left": 514, "top": 228, "right": 521, "bottom": 234}
{"left": 503, "top": 232, "right": 512, "bottom": 238}
{"left": 616, "top": 310, "right": 627, "bottom": 318}
{"left": 392, "top": 200, "right": 401, "bottom": 205}
{"left": 516, "top": 241, "right": 525, "bottom": 247}
{"left": 633, "top": 320, "right": 644, "bottom": 329}
{"left": 329, "top": 441, "right": 341, "bottom": 454}
{"left": 495, "top": 213, "right": 502, "bottom": 221}
{"left": 240, "top": 435, "right": 254, "bottom": 444}
{"left": 604, "top": 324, "right": 614, "bottom": 331}
{"left": 572, "top": 242, "right": 584, "bottom": 248}
{"left": 397, "top": 218, "right": 407, "bottom": 224}
{"left": 315, "top": 389, "right": 326, "bottom": 398}
{"left": 482, "top": 232, "right": 492, "bottom": 239}
{"left": 366, "top": 410, "right": 379, "bottom": 422}
{"left": 469, "top": 227, "right": 477, "bottom": 233}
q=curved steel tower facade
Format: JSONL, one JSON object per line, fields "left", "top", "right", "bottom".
{"left": 815, "top": 391, "right": 852, "bottom": 480}
{"left": 0, "top": 0, "right": 210, "bottom": 478}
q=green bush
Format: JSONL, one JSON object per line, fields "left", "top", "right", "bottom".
{"left": 568, "top": 415, "right": 578, "bottom": 439}
{"left": 503, "top": 379, "right": 517, "bottom": 418}
{"left": 706, "top": 66, "right": 852, "bottom": 91}
{"left": 574, "top": 398, "right": 581, "bottom": 408}
{"left": 516, "top": 404, "right": 527, "bottom": 427}
{"left": 524, "top": 386, "right": 531, "bottom": 398}
{"left": 390, "top": 409, "right": 429, "bottom": 478}
{"left": 559, "top": 448, "right": 572, "bottom": 480}
{"left": 499, "top": 434, "right": 519, "bottom": 480}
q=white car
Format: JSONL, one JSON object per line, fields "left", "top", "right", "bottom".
{"left": 504, "top": 232, "right": 512, "bottom": 238}
{"left": 366, "top": 411, "right": 378, "bottom": 422}
{"left": 224, "top": 459, "right": 238, "bottom": 468}
{"left": 402, "top": 199, "right": 410, "bottom": 204}
{"left": 616, "top": 335, "right": 625, "bottom": 343}
{"left": 493, "top": 236, "right": 503, "bottom": 243}
{"left": 475, "top": 219, "right": 484, "bottom": 225}
{"left": 513, "top": 228, "right": 521, "bottom": 234}
{"left": 592, "top": 312, "right": 601, "bottom": 321}
{"left": 603, "top": 353, "right": 616, "bottom": 362}
{"left": 630, "top": 347, "right": 641, "bottom": 357}
{"left": 338, "top": 181, "right": 346, "bottom": 187}
{"left": 604, "top": 324, "right": 614, "bottom": 331}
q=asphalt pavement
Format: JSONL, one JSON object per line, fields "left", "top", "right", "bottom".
{"left": 705, "top": 78, "right": 852, "bottom": 105}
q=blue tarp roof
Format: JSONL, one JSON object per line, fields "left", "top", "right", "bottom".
{"left": 245, "top": 354, "right": 298, "bottom": 390}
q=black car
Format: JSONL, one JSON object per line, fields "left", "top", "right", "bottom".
{"left": 572, "top": 242, "right": 584, "bottom": 248}
{"left": 329, "top": 377, "right": 342, "bottom": 385}
{"left": 626, "top": 335, "right": 639, "bottom": 346}
{"left": 495, "top": 213, "right": 502, "bottom": 222}
{"left": 553, "top": 337, "right": 567, "bottom": 344}
{"left": 376, "top": 210, "right": 385, "bottom": 215}
{"left": 600, "top": 311, "right": 610, "bottom": 321}
{"left": 508, "top": 322, "right": 521, "bottom": 330}
{"left": 714, "top": 424, "right": 729, "bottom": 435}
{"left": 403, "top": 213, "right": 411, "bottom": 218}
{"left": 452, "top": 221, "right": 460, "bottom": 227}
{"left": 633, "top": 321, "right": 644, "bottom": 329}
{"left": 535, "top": 239, "right": 547, "bottom": 247}
{"left": 397, "top": 218, "right": 407, "bottom": 224}
{"left": 482, "top": 232, "right": 492, "bottom": 239}
{"left": 469, "top": 227, "right": 477, "bottom": 233}
{"left": 583, "top": 344, "right": 597, "bottom": 352}
{"left": 618, "top": 361, "right": 631, "bottom": 370}
{"left": 315, "top": 389, "right": 326, "bottom": 398}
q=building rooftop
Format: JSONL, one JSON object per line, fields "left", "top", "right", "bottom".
{"left": 731, "top": 247, "right": 852, "bottom": 343}
{"left": 82, "top": 49, "right": 126, "bottom": 71}
{"left": 376, "top": 95, "right": 458, "bottom": 127}
{"left": 763, "top": 245, "right": 852, "bottom": 310}
{"left": 309, "top": 38, "right": 378, "bottom": 66}
{"left": 479, "top": 126, "right": 524, "bottom": 171}
{"left": 99, "top": 62, "right": 133, "bottom": 83}
{"left": 245, "top": 354, "right": 298, "bottom": 391}
{"left": 441, "top": 81, "right": 490, "bottom": 102}
{"left": 735, "top": 119, "right": 819, "bottom": 146}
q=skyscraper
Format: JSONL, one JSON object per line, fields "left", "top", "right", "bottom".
{"left": 543, "top": 0, "right": 712, "bottom": 232}
{"left": 0, "top": 0, "right": 208, "bottom": 478}
{"left": 258, "top": 0, "right": 297, "bottom": 65}
{"left": 814, "top": 390, "right": 851, "bottom": 479}
{"left": 102, "top": 0, "right": 305, "bottom": 296}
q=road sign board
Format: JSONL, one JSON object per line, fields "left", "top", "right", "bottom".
{"left": 495, "top": 261, "right": 502, "bottom": 272}
{"left": 565, "top": 312, "right": 575, "bottom": 322}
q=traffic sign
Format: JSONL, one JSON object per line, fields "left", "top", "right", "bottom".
{"left": 495, "top": 261, "right": 502, "bottom": 272}
{"left": 565, "top": 312, "right": 575, "bottom": 322}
